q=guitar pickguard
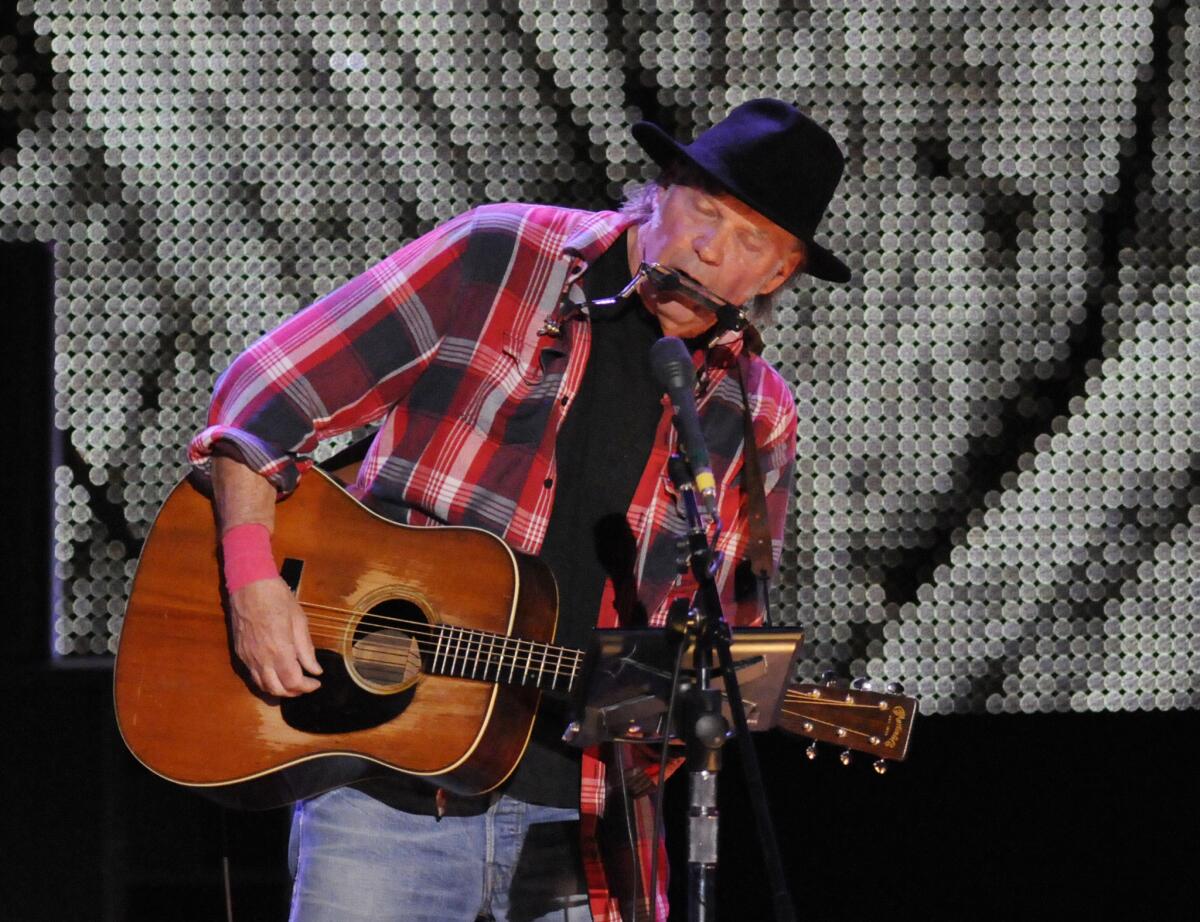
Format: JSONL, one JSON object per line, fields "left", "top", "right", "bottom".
{"left": 281, "top": 648, "right": 417, "bottom": 735}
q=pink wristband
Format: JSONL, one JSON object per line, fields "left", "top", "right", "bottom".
{"left": 221, "top": 523, "right": 278, "bottom": 594}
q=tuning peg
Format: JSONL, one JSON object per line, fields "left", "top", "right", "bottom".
{"left": 885, "top": 681, "right": 904, "bottom": 694}
{"left": 839, "top": 749, "right": 852, "bottom": 766}
{"left": 850, "top": 677, "right": 875, "bottom": 691}
{"left": 873, "top": 759, "right": 888, "bottom": 775}
{"left": 819, "top": 669, "right": 839, "bottom": 685}
{"left": 805, "top": 741, "right": 818, "bottom": 761}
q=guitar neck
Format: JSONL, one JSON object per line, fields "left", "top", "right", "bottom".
{"left": 428, "top": 623, "right": 583, "bottom": 694}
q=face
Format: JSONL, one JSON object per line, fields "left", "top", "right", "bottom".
{"left": 628, "top": 184, "right": 805, "bottom": 338}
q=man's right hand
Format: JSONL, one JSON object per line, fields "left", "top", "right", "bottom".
{"left": 229, "top": 576, "right": 323, "bottom": 697}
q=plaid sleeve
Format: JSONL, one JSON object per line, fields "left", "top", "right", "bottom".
{"left": 188, "top": 209, "right": 479, "bottom": 491}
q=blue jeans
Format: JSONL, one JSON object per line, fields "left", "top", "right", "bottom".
{"left": 287, "top": 786, "right": 593, "bottom": 922}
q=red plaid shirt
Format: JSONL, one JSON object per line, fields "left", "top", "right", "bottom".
{"left": 190, "top": 202, "right": 797, "bottom": 921}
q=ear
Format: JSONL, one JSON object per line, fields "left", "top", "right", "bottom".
{"left": 755, "top": 247, "right": 804, "bottom": 297}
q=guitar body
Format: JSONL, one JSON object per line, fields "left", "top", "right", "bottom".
{"left": 114, "top": 469, "right": 557, "bottom": 809}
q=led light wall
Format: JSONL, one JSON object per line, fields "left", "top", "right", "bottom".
{"left": 2, "top": 0, "right": 1196, "bottom": 713}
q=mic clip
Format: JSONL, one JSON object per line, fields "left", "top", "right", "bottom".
{"left": 538, "top": 290, "right": 592, "bottom": 338}
{"left": 543, "top": 270, "right": 642, "bottom": 336}
{"left": 584, "top": 274, "right": 643, "bottom": 314}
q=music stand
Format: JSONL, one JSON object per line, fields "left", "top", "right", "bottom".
{"left": 565, "top": 626, "right": 804, "bottom": 747}
{"left": 563, "top": 624, "right": 803, "bottom": 921}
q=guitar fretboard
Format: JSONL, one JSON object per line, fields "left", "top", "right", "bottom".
{"left": 430, "top": 624, "right": 583, "bottom": 693}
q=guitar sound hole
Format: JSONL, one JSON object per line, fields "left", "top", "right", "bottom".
{"left": 279, "top": 599, "right": 434, "bottom": 736}
{"left": 350, "top": 598, "right": 435, "bottom": 690}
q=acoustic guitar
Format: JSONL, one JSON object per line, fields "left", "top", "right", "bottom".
{"left": 115, "top": 468, "right": 805, "bottom": 808}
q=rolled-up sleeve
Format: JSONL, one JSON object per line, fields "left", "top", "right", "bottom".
{"left": 189, "top": 209, "right": 477, "bottom": 492}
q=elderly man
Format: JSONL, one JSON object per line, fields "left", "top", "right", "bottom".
{"left": 190, "top": 98, "right": 849, "bottom": 922}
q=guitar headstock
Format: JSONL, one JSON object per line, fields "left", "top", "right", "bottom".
{"left": 777, "top": 678, "right": 918, "bottom": 773}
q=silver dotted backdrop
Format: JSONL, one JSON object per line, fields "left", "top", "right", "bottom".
{"left": 3, "top": 0, "right": 1197, "bottom": 713}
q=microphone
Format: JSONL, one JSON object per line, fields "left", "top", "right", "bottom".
{"left": 650, "top": 336, "right": 718, "bottom": 519}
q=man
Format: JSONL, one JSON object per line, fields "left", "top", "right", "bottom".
{"left": 190, "top": 98, "right": 850, "bottom": 921}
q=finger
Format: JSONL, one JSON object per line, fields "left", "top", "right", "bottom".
{"left": 292, "top": 610, "right": 323, "bottom": 676}
{"left": 285, "top": 673, "right": 320, "bottom": 694}
{"left": 276, "top": 657, "right": 320, "bottom": 695}
{"left": 259, "top": 664, "right": 291, "bottom": 698}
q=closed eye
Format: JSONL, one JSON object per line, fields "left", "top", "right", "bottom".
{"left": 690, "top": 191, "right": 719, "bottom": 218}
{"left": 739, "top": 233, "right": 766, "bottom": 253}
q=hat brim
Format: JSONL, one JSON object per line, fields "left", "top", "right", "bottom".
{"left": 632, "top": 121, "right": 851, "bottom": 284}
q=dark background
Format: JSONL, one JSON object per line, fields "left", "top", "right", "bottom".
{"left": 6, "top": 656, "right": 1197, "bottom": 919}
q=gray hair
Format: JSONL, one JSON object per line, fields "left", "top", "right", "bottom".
{"left": 618, "top": 169, "right": 806, "bottom": 325}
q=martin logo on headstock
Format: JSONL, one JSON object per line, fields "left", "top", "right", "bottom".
{"left": 775, "top": 674, "right": 918, "bottom": 775}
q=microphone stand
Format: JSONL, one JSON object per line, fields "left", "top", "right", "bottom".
{"left": 668, "top": 455, "right": 797, "bottom": 922}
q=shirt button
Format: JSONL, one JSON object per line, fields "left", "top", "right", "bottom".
{"left": 560, "top": 395, "right": 569, "bottom": 406}
{"left": 544, "top": 478, "right": 554, "bottom": 489}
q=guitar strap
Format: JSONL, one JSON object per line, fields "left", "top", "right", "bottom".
{"left": 735, "top": 351, "right": 777, "bottom": 623}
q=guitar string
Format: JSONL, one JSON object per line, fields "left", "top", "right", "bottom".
{"left": 299, "top": 607, "right": 575, "bottom": 656}
{"left": 778, "top": 706, "right": 890, "bottom": 745}
{"left": 302, "top": 623, "right": 580, "bottom": 679}
{"left": 297, "top": 604, "right": 584, "bottom": 664}
{"left": 296, "top": 599, "right": 583, "bottom": 664}
{"left": 290, "top": 597, "right": 580, "bottom": 681}
{"left": 300, "top": 620, "right": 584, "bottom": 679}
{"left": 302, "top": 632, "right": 577, "bottom": 678}
{"left": 305, "top": 621, "right": 419, "bottom": 663}
{"left": 302, "top": 634, "right": 577, "bottom": 683}
{"left": 298, "top": 611, "right": 582, "bottom": 681}
{"left": 300, "top": 634, "right": 578, "bottom": 687}
{"left": 782, "top": 691, "right": 898, "bottom": 712}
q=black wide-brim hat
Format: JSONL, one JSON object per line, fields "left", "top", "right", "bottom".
{"left": 632, "top": 98, "right": 851, "bottom": 284}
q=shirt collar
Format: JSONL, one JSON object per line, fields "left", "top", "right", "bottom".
{"left": 561, "top": 209, "right": 639, "bottom": 268}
